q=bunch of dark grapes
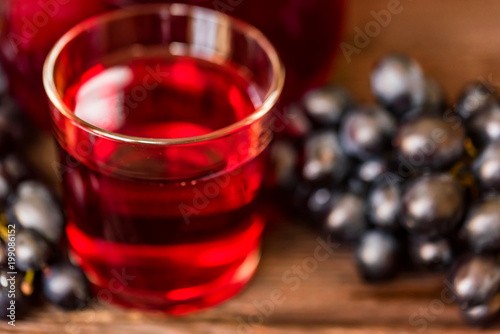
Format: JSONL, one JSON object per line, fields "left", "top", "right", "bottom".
{"left": 0, "top": 72, "right": 90, "bottom": 320}
{"left": 269, "top": 53, "right": 500, "bottom": 327}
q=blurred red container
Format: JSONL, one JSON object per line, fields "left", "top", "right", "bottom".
{"left": 0, "top": 0, "right": 113, "bottom": 128}
{"left": 0, "top": 0, "right": 345, "bottom": 129}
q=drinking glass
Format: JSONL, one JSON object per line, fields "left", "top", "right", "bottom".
{"left": 43, "top": 4, "right": 284, "bottom": 314}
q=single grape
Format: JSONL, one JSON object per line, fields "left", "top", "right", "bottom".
{"left": 339, "top": 106, "right": 397, "bottom": 161}
{"left": 449, "top": 255, "right": 500, "bottom": 309}
{"left": 371, "top": 54, "right": 426, "bottom": 117}
{"left": 7, "top": 181, "right": 64, "bottom": 244}
{"left": 356, "top": 230, "right": 399, "bottom": 282}
{"left": 302, "top": 131, "right": 349, "bottom": 186}
{"left": 472, "top": 143, "right": 500, "bottom": 193}
{"left": 460, "top": 197, "right": 500, "bottom": 253}
{"left": 456, "top": 81, "right": 497, "bottom": 121}
{"left": 400, "top": 174, "right": 464, "bottom": 236}
{"left": 301, "top": 85, "right": 354, "bottom": 128}
{"left": 461, "top": 302, "right": 500, "bottom": 327}
{"left": 43, "top": 263, "right": 90, "bottom": 310}
{"left": 409, "top": 237, "right": 453, "bottom": 271}
{"left": 367, "top": 178, "right": 402, "bottom": 231}
{"left": 347, "top": 157, "right": 391, "bottom": 196}
{"left": 467, "top": 102, "right": 500, "bottom": 150}
{"left": 322, "top": 192, "right": 368, "bottom": 241}
{"left": 15, "top": 229, "right": 52, "bottom": 272}
{"left": 395, "top": 115, "right": 465, "bottom": 171}
{"left": 293, "top": 183, "right": 334, "bottom": 222}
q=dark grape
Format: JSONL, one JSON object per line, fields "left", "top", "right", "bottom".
{"left": 367, "top": 179, "right": 402, "bottom": 231}
{"left": 472, "top": 143, "right": 500, "bottom": 193}
{"left": 460, "top": 197, "right": 500, "bottom": 253}
{"left": 15, "top": 229, "right": 52, "bottom": 271}
{"left": 371, "top": 54, "right": 426, "bottom": 117}
{"left": 322, "top": 192, "right": 367, "bottom": 241}
{"left": 467, "top": 102, "right": 500, "bottom": 150}
{"left": 43, "top": 263, "right": 90, "bottom": 310}
{"left": 339, "top": 106, "right": 397, "bottom": 161}
{"left": 302, "top": 131, "right": 349, "bottom": 185}
{"left": 301, "top": 85, "right": 354, "bottom": 128}
{"left": 346, "top": 157, "right": 391, "bottom": 196}
{"left": 293, "top": 183, "right": 334, "bottom": 222}
{"left": 456, "top": 81, "right": 497, "bottom": 121}
{"left": 409, "top": 237, "right": 453, "bottom": 271}
{"left": 395, "top": 115, "right": 465, "bottom": 171}
{"left": 449, "top": 255, "right": 500, "bottom": 309}
{"left": 461, "top": 302, "right": 500, "bottom": 327}
{"left": 400, "top": 174, "right": 464, "bottom": 236}
{"left": 356, "top": 230, "right": 399, "bottom": 282}
{"left": 7, "top": 181, "right": 64, "bottom": 244}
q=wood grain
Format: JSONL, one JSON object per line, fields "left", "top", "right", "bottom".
{"left": 5, "top": 0, "right": 500, "bottom": 333}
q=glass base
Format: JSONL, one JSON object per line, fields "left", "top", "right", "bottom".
{"left": 88, "top": 249, "right": 260, "bottom": 315}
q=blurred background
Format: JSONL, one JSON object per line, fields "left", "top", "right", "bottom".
{"left": 335, "top": 0, "right": 500, "bottom": 101}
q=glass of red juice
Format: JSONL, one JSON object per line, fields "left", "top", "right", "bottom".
{"left": 43, "top": 4, "right": 284, "bottom": 314}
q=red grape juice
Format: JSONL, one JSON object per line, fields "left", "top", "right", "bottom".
{"left": 60, "top": 55, "right": 268, "bottom": 313}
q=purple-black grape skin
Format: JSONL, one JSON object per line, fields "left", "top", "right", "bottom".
{"left": 367, "top": 179, "right": 402, "bottom": 231}
{"left": 302, "top": 131, "right": 349, "bottom": 186}
{"left": 456, "top": 81, "right": 497, "bottom": 121}
{"left": 467, "top": 102, "right": 500, "bottom": 150}
{"left": 400, "top": 174, "right": 464, "bottom": 236}
{"left": 355, "top": 230, "right": 400, "bottom": 282}
{"left": 448, "top": 255, "right": 500, "bottom": 317}
{"left": 43, "top": 263, "right": 90, "bottom": 310}
{"left": 409, "top": 237, "right": 453, "bottom": 271}
{"left": 15, "top": 228, "right": 52, "bottom": 272}
{"left": 371, "top": 54, "right": 426, "bottom": 117}
{"left": 394, "top": 115, "right": 465, "bottom": 171}
{"left": 472, "top": 143, "right": 500, "bottom": 193}
{"left": 339, "top": 106, "right": 397, "bottom": 161}
{"left": 6, "top": 181, "right": 64, "bottom": 244}
{"left": 301, "top": 85, "right": 355, "bottom": 128}
{"left": 322, "top": 192, "right": 368, "bottom": 242}
{"left": 460, "top": 197, "right": 500, "bottom": 254}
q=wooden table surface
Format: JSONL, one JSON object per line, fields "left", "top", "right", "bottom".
{"left": 5, "top": 0, "right": 500, "bottom": 333}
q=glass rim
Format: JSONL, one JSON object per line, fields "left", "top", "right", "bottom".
{"left": 43, "top": 3, "right": 285, "bottom": 146}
